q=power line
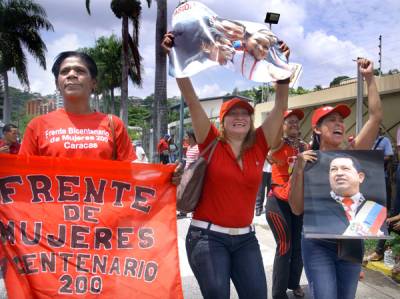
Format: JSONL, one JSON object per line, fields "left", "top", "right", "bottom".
{"left": 378, "top": 35, "right": 382, "bottom": 76}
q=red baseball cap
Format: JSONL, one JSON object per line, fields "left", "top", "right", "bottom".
{"left": 219, "top": 98, "right": 254, "bottom": 121}
{"left": 311, "top": 104, "right": 351, "bottom": 128}
{"left": 284, "top": 109, "right": 304, "bottom": 120}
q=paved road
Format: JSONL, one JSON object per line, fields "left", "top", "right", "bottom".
{"left": 0, "top": 214, "right": 398, "bottom": 298}
{"left": 177, "top": 214, "right": 400, "bottom": 299}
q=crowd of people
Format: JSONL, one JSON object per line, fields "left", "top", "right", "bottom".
{"left": 162, "top": 32, "right": 400, "bottom": 299}
{"left": 0, "top": 37, "right": 399, "bottom": 299}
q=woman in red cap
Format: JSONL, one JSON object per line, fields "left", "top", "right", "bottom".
{"left": 162, "top": 34, "right": 291, "bottom": 299}
{"left": 288, "top": 58, "right": 382, "bottom": 299}
{"left": 266, "top": 109, "right": 308, "bottom": 298}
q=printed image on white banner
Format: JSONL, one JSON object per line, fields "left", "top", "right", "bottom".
{"left": 169, "top": 1, "right": 302, "bottom": 85}
{"left": 303, "top": 150, "right": 388, "bottom": 239}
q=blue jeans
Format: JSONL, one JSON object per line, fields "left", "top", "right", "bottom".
{"left": 394, "top": 164, "right": 400, "bottom": 215}
{"left": 186, "top": 225, "right": 267, "bottom": 299}
{"left": 302, "top": 237, "right": 361, "bottom": 299}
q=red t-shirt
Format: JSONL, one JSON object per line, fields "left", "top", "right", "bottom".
{"left": 19, "top": 109, "right": 136, "bottom": 161}
{"left": 193, "top": 125, "right": 269, "bottom": 227}
{"left": 0, "top": 139, "right": 20, "bottom": 154}
{"left": 270, "top": 140, "right": 308, "bottom": 201}
{"left": 157, "top": 139, "right": 169, "bottom": 154}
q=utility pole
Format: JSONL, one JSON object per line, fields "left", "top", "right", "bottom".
{"left": 264, "top": 12, "right": 280, "bottom": 104}
{"left": 356, "top": 60, "right": 363, "bottom": 134}
{"left": 378, "top": 35, "right": 382, "bottom": 76}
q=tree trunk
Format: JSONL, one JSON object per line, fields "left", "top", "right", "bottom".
{"left": 102, "top": 91, "right": 108, "bottom": 113}
{"left": 2, "top": 71, "right": 11, "bottom": 123}
{"left": 120, "top": 15, "right": 129, "bottom": 124}
{"left": 110, "top": 88, "right": 115, "bottom": 115}
{"left": 153, "top": 0, "right": 168, "bottom": 159}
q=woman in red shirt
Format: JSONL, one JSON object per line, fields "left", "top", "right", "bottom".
{"left": 265, "top": 109, "right": 308, "bottom": 298}
{"left": 289, "top": 58, "right": 382, "bottom": 299}
{"left": 163, "top": 33, "right": 291, "bottom": 299}
{"left": 19, "top": 51, "right": 135, "bottom": 161}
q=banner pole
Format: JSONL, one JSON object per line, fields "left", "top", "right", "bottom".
{"left": 356, "top": 62, "right": 363, "bottom": 135}
{"left": 178, "top": 95, "right": 185, "bottom": 162}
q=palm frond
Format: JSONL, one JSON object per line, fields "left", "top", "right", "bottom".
{"left": 85, "top": 0, "right": 91, "bottom": 15}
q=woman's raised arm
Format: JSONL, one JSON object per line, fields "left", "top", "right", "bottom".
{"left": 353, "top": 58, "right": 383, "bottom": 150}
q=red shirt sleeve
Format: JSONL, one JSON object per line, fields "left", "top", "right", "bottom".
{"left": 113, "top": 116, "right": 136, "bottom": 161}
{"left": 19, "top": 118, "right": 40, "bottom": 156}
{"left": 255, "top": 127, "right": 269, "bottom": 154}
{"left": 198, "top": 124, "right": 219, "bottom": 152}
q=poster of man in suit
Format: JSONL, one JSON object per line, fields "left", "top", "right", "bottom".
{"left": 168, "top": 1, "right": 302, "bottom": 85}
{"left": 303, "top": 150, "right": 389, "bottom": 239}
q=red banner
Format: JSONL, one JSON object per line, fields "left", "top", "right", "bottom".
{"left": 0, "top": 154, "right": 183, "bottom": 298}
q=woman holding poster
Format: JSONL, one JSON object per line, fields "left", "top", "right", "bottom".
{"left": 288, "top": 58, "right": 382, "bottom": 299}
{"left": 163, "top": 34, "right": 291, "bottom": 299}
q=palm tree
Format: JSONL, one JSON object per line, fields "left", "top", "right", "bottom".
{"left": 0, "top": 0, "right": 53, "bottom": 123}
{"left": 152, "top": 0, "right": 168, "bottom": 159}
{"left": 82, "top": 35, "right": 123, "bottom": 114}
{"left": 86, "top": 0, "right": 151, "bottom": 125}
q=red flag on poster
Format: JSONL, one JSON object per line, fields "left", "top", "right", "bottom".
{"left": 0, "top": 154, "right": 183, "bottom": 299}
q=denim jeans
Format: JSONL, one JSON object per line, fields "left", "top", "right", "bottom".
{"left": 302, "top": 237, "right": 361, "bottom": 299}
{"left": 255, "top": 171, "right": 271, "bottom": 210}
{"left": 266, "top": 195, "right": 303, "bottom": 299}
{"left": 394, "top": 164, "right": 400, "bottom": 215}
{"left": 186, "top": 225, "right": 267, "bottom": 299}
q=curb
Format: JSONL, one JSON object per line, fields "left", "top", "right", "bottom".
{"left": 365, "top": 261, "right": 400, "bottom": 282}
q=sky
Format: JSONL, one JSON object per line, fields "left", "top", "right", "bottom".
{"left": 8, "top": 0, "right": 400, "bottom": 99}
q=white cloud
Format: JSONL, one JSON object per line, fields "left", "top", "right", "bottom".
{"left": 6, "top": 0, "right": 400, "bottom": 99}
{"left": 196, "top": 83, "right": 227, "bottom": 98}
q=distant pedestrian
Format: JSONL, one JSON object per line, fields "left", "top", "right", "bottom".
{"left": 184, "top": 129, "right": 199, "bottom": 169}
{"left": 168, "top": 135, "right": 178, "bottom": 163}
{"left": 158, "top": 134, "right": 170, "bottom": 164}
{"left": 134, "top": 140, "right": 148, "bottom": 163}
{"left": 0, "top": 124, "right": 20, "bottom": 154}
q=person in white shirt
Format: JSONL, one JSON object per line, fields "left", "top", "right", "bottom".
{"left": 184, "top": 129, "right": 199, "bottom": 169}
{"left": 134, "top": 140, "right": 148, "bottom": 163}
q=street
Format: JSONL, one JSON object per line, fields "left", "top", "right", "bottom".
{"left": 177, "top": 214, "right": 400, "bottom": 299}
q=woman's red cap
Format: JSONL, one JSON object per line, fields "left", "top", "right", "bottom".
{"left": 284, "top": 109, "right": 304, "bottom": 120}
{"left": 219, "top": 98, "right": 254, "bottom": 121}
{"left": 311, "top": 104, "right": 351, "bottom": 128}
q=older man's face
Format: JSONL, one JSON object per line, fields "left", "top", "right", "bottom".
{"left": 329, "top": 157, "right": 365, "bottom": 197}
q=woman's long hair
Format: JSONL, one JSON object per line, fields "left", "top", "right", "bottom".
{"left": 311, "top": 118, "right": 324, "bottom": 150}
{"left": 311, "top": 132, "right": 320, "bottom": 150}
{"left": 219, "top": 115, "right": 256, "bottom": 160}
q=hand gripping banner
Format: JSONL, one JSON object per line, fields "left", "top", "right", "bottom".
{"left": 0, "top": 154, "right": 183, "bottom": 298}
{"left": 169, "top": 1, "right": 302, "bottom": 85}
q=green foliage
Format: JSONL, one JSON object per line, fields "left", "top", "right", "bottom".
{"left": 168, "top": 110, "right": 180, "bottom": 123}
{"left": 81, "top": 35, "right": 122, "bottom": 94}
{"left": 8, "top": 86, "right": 38, "bottom": 119}
{"left": 0, "top": 0, "right": 53, "bottom": 87}
{"left": 388, "top": 232, "right": 400, "bottom": 256}
{"left": 364, "top": 239, "right": 378, "bottom": 254}
{"left": 329, "top": 75, "right": 350, "bottom": 87}
{"left": 388, "top": 69, "right": 399, "bottom": 75}
{"left": 128, "top": 104, "right": 150, "bottom": 128}
{"left": 18, "top": 114, "right": 35, "bottom": 136}
{"left": 314, "top": 85, "right": 323, "bottom": 91}
{"left": 289, "top": 86, "right": 310, "bottom": 95}
{"left": 127, "top": 128, "right": 141, "bottom": 141}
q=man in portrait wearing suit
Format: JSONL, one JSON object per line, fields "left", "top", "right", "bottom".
{"left": 306, "top": 153, "right": 386, "bottom": 237}
{"left": 328, "top": 155, "right": 367, "bottom": 234}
